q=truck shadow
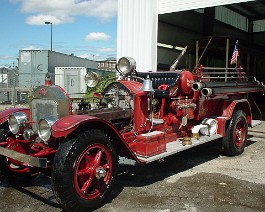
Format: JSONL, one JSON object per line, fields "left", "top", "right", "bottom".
{"left": 109, "top": 136, "right": 257, "bottom": 202}
{"left": 11, "top": 184, "right": 61, "bottom": 209}
{"left": 3, "top": 136, "right": 257, "bottom": 211}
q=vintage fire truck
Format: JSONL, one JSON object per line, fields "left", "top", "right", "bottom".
{"left": 0, "top": 52, "right": 264, "bottom": 211}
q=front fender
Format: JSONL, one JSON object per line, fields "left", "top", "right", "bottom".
{"left": 52, "top": 115, "right": 112, "bottom": 138}
{"left": 52, "top": 115, "right": 142, "bottom": 163}
{"left": 0, "top": 108, "right": 30, "bottom": 126}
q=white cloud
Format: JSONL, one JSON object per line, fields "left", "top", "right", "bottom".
{"left": 78, "top": 53, "right": 99, "bottom": 59}
{"left": 11, "top": 0, "right": 118, "bottom": 25}
{"left": 85, "top": 32, "right": 110, "bottom": 42}
{"left": 22, "top": 45, "right": 42, "bottom": 50}
{"left": 97, "top": 47, "right": 116, "bottom": 52}
{"left": 0, "top": 55, "right": 16, "bottom": 60}
{"left": 26, "top": 14, "right": 74, "bottom": 25}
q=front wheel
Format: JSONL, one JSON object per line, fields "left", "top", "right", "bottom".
{"left": 0, "top": 128, "right": 37, "bottom": 185}
{"left": 51, "top": 129, "right": 117, "bottom": 212}
{"left": 222, "top": 110, "right": 248, "bottom": 156}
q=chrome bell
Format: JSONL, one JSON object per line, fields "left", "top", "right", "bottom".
{"left": 141, "top": 76, "right": 154, "bottom": 93}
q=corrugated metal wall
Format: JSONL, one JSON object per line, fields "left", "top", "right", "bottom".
{"left": 117, "top": 0, "right": 158, "bottom": 72}
{"left": 19, "top": 50, "right": 49, "bottom": 87}
{"left": 158, "top": 0, "right": 255, "bottom": 14}
{"left": 55, "top": 67, "right": 87, "bottom": 98}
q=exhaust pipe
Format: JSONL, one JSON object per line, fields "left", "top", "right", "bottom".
{"left": 201, "top": 88, "right": 213, "bottom": 97}
{"left": 192, "top": 82, "right": 204, "bottom": 91}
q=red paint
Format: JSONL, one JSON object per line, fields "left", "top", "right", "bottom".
{"left": 73, "top": 143, "right": 113, "bottom": 200}
{"left": 0, "top": 108, "right": 30, "bottom": 125}
{"left": 135, "top": 132, "right": 166, "bottom": 157}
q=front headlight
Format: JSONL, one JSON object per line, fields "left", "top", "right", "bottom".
{"left": 84, "top": 72, "right": 99, "bottom": 88}
{"left": 38, "top": 117, "right": 57, "bottom": 142}
{"left": 8, "top": 112, "right": 28, "bottom": 134}
{"left": 117, "top": 57, "right": 136, "bottom": 76}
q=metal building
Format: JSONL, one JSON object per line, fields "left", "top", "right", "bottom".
{"left": 19, "top": 50, "right": 98, "bottom": 87}
{"left": 0, "top": 67, "right": 19, "bottom": 103}
{"left": 117, "top": 0, "right": 264, "bottom": 79}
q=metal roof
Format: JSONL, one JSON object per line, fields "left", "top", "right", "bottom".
{"left": 226, "top": 0, "right": 265, "bottom": 21}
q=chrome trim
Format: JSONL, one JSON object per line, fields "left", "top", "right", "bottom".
{"left": 38, "top": 116, "right": 57, "bottom": 142}
{"left": 84, "top": 72, "right": 99, "bottom": 88}
{"left": 117, "top": 57, "right": 136, "bottom": 76}
{"left": 0, "top": 146, "right": 47, "bottom": 168}
{"left": 8, "top": 112, "right": 28, "bottom": 134}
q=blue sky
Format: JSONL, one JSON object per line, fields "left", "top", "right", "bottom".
{"left": 0, "top": 0, "right": 118, "bottom": 67}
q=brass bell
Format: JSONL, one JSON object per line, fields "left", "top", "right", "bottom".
{"left": 182, "top": 136, "right": 192, "bottom": 146}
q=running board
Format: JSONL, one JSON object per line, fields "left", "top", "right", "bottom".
{"left": 136, "top": 134, "right": 222, "bottom": 163}
{"left": 251, "top": 120, "right": 262, "bottom": 128}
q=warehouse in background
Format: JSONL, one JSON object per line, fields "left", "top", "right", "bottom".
{"left": 0, "top": 50, "right": 99, "bottom": 105}
{"left": 0, "top": 50, "right": 116, "bottom": 105}
{"left": 19, "top": 50, "right": 98, "bottom": 87}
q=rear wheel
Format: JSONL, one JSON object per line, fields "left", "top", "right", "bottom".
{"left": 222, "top": 110, "right": 248, "bottom": 156}
{"left": 51, "top": 129, "right": 117, "bottom": 212}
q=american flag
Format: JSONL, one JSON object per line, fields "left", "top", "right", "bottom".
{"left": 230, "top": 41, "right": 239, "bottom": 65}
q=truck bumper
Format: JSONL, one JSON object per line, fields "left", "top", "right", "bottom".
{"left": 0, "top": 146, "right": 47, "bottom": 168}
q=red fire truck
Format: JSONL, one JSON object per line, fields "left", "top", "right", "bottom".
{"left": 0, "top": 51, "right": 264, "bottom": 211}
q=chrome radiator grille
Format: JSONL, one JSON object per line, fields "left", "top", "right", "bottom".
{"left": 31, "top": 99, "right": 58, "bottom": 132}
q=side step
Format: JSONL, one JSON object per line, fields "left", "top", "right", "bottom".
{"left": 136, "top": 134, "right": 222, "bottom": 163}
{"left": 251, "top": 120, "right": 262, "bottom": 128}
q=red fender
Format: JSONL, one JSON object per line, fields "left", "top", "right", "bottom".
{"left": 52, "top": 115, "right": 107, "bottom": 137}
{"left": 52, "top": 115, "right": 142, "bottom": 162}
{"left": 0, "top": 108, "right": 30, "bottom": 125}
{"left": 216, "top": 99, "right": 251, "bottom": 136}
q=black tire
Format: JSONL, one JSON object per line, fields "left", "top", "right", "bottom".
{"left": 51, "top": 129, "right": 118, "bottom": 212}
{"left": 222, "top": 110, "right": 248, "bottom": 156}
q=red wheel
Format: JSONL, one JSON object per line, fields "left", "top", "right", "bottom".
{"left": 233, "top": 117, "right": 247, "bottom": 149}
{"left": 0, "top": 128, "right": 37, "bottom": 185}
{"left": 6, "top": 141, "right": 31, "bottom": 173}
{"left": 51, "top": 129, "right": 117, "bottom": 212}
{"left": 222, "top": 110, "right": 248, "bottom": 156}
{"left": 74, "top": 143, "right": 113, "bottom": 200}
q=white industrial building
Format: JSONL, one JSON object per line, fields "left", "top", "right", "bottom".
{"left": 117, "top": 0, "right": 265, "bottom": 81}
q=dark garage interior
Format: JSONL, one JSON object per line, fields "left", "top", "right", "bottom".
{"left": 157, "top": 1, "right": 265, "bottom": 83}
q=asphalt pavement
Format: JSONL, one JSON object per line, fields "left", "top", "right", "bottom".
{"left": 0, "top": 122, "right": 265, "bottom": 212}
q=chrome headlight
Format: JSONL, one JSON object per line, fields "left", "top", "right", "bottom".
{"left": 38, "top": 117, "right": 57, "bottom": 142}
{"left": 117, "top": 57, "right": 136, "bottom": 76}
{"left": 8, "top": 112, "right": 28, "bottom": 134}
{"left": 84, "top": 72, "right": 99, "bottom": 88}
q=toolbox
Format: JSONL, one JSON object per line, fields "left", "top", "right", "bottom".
{"left": 135, "top": 131, "right": 166, "bottom": 157}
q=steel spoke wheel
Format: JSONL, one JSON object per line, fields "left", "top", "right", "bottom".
{"left": 222, "top": 110, "right": 248, "bottom": 156}
{"left": 234, "top": 118, "right": 247, "bottom": 149}
{"left": 74, "top": 144, "right": 112, "bottom": 200}
{"left": 51, "top": 129, "right": 117, "bottom": 212}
